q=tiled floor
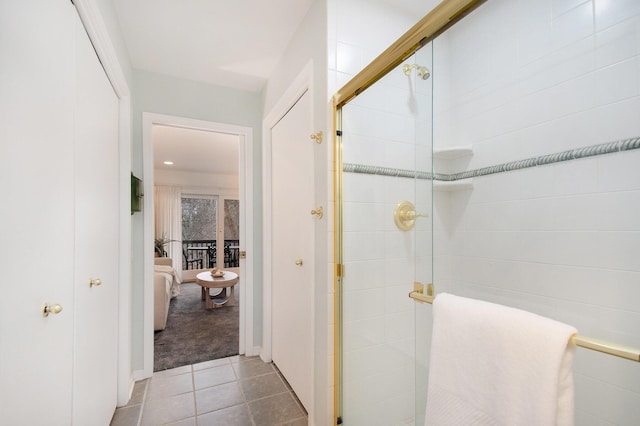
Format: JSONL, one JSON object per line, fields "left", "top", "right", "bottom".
{"left": 110, "top": 356, "right": 307, "bottom": 426}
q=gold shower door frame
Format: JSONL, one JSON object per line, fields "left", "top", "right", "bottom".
{"left": 331, "top": 0, "right": 485, "bottom": 423}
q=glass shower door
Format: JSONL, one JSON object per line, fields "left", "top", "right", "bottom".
{"left": 338, "top": 43, "right": 434, "bottom": 426}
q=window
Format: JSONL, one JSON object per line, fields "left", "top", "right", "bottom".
{"left": 182, "top": 196, "right": 217, "bottom": 241}
{"left": 181, "top": 196, "right": 217, "bottom": 270}
{"left": 180, "top": 195, "right": 240, "bottom": 271}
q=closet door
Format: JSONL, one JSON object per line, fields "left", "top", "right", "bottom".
{"left": 0, "top": 1, "right": 76, "bottom": 424}
{"left": 0, "top": 2, "right": 119, "bottom": 423}
{"left": 72, "top": 11, "right": 120, "bottom": 425}
{"left": 271, "top": 90, "right": 314, "bottom": 411}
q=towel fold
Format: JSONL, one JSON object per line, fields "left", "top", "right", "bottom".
{"left": 425, "top": 293, "right": 577, "bottom": 426}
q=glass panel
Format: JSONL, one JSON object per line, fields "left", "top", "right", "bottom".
{"left": 181, "top": 196, "right": 217, "bottom": 270}
{"left": 340, "top": 42, "right": 434, "bottom": 425}
{"left": 223, "top": 199, "right": 240, "bottom": 268}
{"left": 413, "top": 43, "right": 434, "bottom": 426}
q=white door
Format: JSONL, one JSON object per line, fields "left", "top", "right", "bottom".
{"left": 0, "top": 2, "right": 120, "bottom": 423}
{"left": 72, "top": 12, "right": 120, "bottom": 425}
{"left": 271, "top": 90, "right": 314, "bottom": 411}
{"left": 0, "top": 1, "right": 76, "bottom": 424}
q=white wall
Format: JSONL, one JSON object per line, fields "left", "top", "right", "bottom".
{"left": 262, "top": 1, "right": 329, "bottom": 424}
{"left": 131, "top": 69, "right": 262, "bottom": 371}
{"left": 154, "top": 169, "right": 239, "bottom": 194}
{"left": 433, "top": 1, "right": 640, "bottom": 424}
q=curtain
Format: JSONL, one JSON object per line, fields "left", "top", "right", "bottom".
{"left": 154, "top": 185, "right": 182, "bottom": 278}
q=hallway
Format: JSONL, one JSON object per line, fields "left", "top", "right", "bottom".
{"left": 111, "top": 356, "right": 307, "bottom": 425}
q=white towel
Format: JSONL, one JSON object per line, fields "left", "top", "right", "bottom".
{"left": 425, "top": 293, "right": 577, "bottom": 426}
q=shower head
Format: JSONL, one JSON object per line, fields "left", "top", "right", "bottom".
{"left": 402, "top": 63, "right": 431, "bottom": 80}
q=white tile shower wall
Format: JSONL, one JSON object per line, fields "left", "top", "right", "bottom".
{"left": 433, "top": 1, "right": 640, "bottom": 424}
{"left": 434, "top": 4, "right": 640, "bottom": 165}
{"left": 342, "top": 171, "right": 418, "bottom": 424}
{"left": 328, "top": 0, "right": 440, "bottom": 94}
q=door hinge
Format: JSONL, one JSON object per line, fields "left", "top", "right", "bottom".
{"left": 239, "top": 250, "right": 246, "bottom": 259}
{"left": 336, "top": 130, "right": 343, "bottom": 136}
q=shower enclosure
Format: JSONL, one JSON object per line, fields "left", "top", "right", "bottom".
{"left": 332, "top": 1, "right": 483, "bottom": 424}
{"left": 334, "top": 0, "right": 640, "bottom": 423}
{"left": 336, "top": 46, "right": 434, "bottom": 425}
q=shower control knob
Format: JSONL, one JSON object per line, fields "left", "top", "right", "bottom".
{"left": 393, "top": 200, "right": 428, "bottom": 231}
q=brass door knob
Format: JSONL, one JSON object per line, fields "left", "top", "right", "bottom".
{"left": 42, "top": 303, "right": 63, "bottom": 317}
{"left": 89, "top": 278, "right": 102, "bottom": 287}
{"left": 295, "top": 259, "right": 303, "bottom": 266}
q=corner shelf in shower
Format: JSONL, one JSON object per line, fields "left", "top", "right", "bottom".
{"left": 433, "top": 145, "right": 473, "bottom": 159}
{"left": 433, "top": 178, "right": 473, "bottom": 191}
{"left": 433, "top": 145, "right": 474, "bottom": 191}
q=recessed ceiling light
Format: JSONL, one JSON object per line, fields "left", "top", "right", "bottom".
{"left": 163, "top": 161, "right": 174, "bottom": 165}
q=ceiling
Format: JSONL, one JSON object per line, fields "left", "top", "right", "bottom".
{"left": 113, "top": 0, "right": 316, "bottom": 175}
{"left": 111, "top": 0, "right": 430, "bottom": 92}
{"left": 112, "top": 0, "right": 315, "bottom": 93}
{"left": 113, "top": 0, "right": 429, "bottom": 175}
{"left": 153, "top": 125, "right": 239, "bottom": 175}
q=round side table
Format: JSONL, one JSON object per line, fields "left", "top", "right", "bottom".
{"left": 195, "top": 270, "right": 239, "bottom": 309}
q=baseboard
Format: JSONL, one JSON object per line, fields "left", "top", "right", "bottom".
{"left": 117, "top": 379, "right": 136, "bottom": 408}
{"left": 133, "top": 368, "right": 151, "bottom": 382}
{"left": 259, "top": 348, "right": 273, "bottom": 363}
{"left": 244, "top": 345, "right": 261, "bottom": 358}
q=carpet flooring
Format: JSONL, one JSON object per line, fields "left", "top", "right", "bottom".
{"left": 154, "top": 282, "right": 239, "bottom": 372}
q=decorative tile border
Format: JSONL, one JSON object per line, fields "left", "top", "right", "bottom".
{"left": 343, "top": 136, "right": 640, "bottom": 182}
{"left": 342, "top": 163, "right": 435, "bottom": 180}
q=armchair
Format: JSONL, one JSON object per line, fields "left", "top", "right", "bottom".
{"left": 153, "top": 257, "right": 180, "bottom": 331}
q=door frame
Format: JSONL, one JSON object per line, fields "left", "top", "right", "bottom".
{"left": 142, "top": 113, "right": 255, "bottom": 376}
{"left": 262, "top": 61, "right": 313, "bottom": 363}
{"left": 72, "top": 0, "right": 132, "bottom": 407}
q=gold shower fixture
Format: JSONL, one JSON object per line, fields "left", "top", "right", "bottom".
{"left": 393, "top": 201, "right": 429, "bottom": 231}
{"left": 402, "top": 63, "right": 431, "bottom": 80}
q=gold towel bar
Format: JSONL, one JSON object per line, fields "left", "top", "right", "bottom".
{"left": 571, "top": 335, "right": 640, "bottom": 362}
{"left": 409, "top": 287, "right": 640, "bottom": 363}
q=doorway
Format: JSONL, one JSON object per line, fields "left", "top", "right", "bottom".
{"left": 142, "top": 113, "right": 255, "bottom": 377}
{"left": 153, "top": 126, "right": 241, "bottom": 370}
